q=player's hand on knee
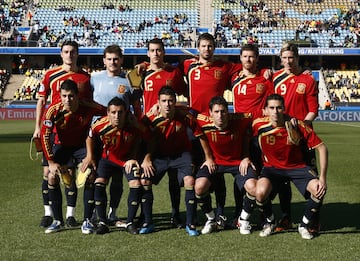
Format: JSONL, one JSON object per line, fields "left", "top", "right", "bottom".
{"left": 201, "top": 159, "right": 216, "bottom": 174}
{"left": 315, "top": 179, "right": 327, "bottom": 199}
{"left": 124, "top": 159, "right": 139, "bottom": 174}
{"left": 239, "top": 157, "right": 255, "bottom": 176}
{"left": 141, "top": 160, "right": 155, "bottom": 177}
{"left": 48, "top": 161, "right": 61, "bottom": 175}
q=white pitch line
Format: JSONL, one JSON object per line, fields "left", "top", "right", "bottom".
{"left": 327, "top": 122, "right": 360, "bottom": 128}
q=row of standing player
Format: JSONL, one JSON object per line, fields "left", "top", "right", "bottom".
{"left": 33, "top": 34, "right": 325, "bottom": 238}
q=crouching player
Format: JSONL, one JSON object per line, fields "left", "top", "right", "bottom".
{"left": 194, "top": 96, "right": 258, "bottom": 235}
{"left": 82, "top": 97, "right": 149, "bottom": 235}
{"left": 141, "top": 86, "right": 199, "bottom": 236}
{"left": 40, "top": 79, "right": 106, "bottom": 233}
{"left": 253, "top": 94, "right": 327, "bottom": 239}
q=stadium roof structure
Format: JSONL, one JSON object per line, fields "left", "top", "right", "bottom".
{"left": 0, "top": 47, "right": 360, "bottom": 56}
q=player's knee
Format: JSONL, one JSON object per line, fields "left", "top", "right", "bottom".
{"left": 183, "top": 176, "right": 194, "bottom": 187}
{"left": 307, "top": 179, "right": 322, "bottom": 197}
{"left": 141, "top": 179, "right": 152, "bottom": 187}
{"left": 95, "top": 177, "right": 108, "bottom": 185}
{"left": 256, "top": 179, "right": 271, "bottom": 201}
{"left": 244, "top": 178, "right": 257, "bottom": 196}
{"left": 194, "top": 178, "right": 209, "bottom": 195}
{"left": 256, "top": 187, "right": 270, "bottom": 202}
{"left": 47, "top": 173, "right": 58, "bottom": 185}
{"left": 129, "top": 180, "right": 141, "bottom": 188}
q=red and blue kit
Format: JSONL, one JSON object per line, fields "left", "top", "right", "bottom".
{"left": 183, "top": 59, "right": 242, "bottom": 114}
{"left": 144, "top": 109, "right": 199, "bottom": 157}
{"left": 142, "top": 64, "right": 187, "bottom": 114}
{"left": 273, "top": 69, "right": 318, "bottom": 120}
{"left": 38, "top": 66, "right": 92, "bottom": 104}
{"left": 231, "top": 68, "right": 274, "bottom": 117}
{"left": 90, "top": 116, "right": 149, "bottom": 167}
{"left": 252, "top": 117, "right": 323, "bottom": 169}
{"left": 195, "top": 113, "right": 252, "bottom": 166}
{"left": 41, "top": 101, "right": 106, "bottom": 160}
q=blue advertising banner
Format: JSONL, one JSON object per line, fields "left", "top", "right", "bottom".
{"left": 0, "top": 47, "right": 360, "bottom": 56}
{"left": 316, "top": 110, "right": 360, "bottom": 122}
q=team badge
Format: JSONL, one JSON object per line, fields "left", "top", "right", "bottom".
{"left": 43, "top": 120, "right": 53, "bottom": 128}
{"left": 118, "top": 85, "right": 126, "bottom": 94}
{"left": 214, "top": 70, "right": 223, "bottom": 80}
{"left": 296, "top": 83, "right": 306, "bottom": 94}
{"left": 256, "top": 83, "right": 265, "bottom": 94}
{"left": 156, "top": 74, "right": 161, "bottom": 79}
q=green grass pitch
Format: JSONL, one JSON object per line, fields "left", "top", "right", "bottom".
{"left": 0, "top": 120, "right": 359, "bottom": 260}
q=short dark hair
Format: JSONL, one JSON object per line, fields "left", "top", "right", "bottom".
{"left": 61, "top": 40, "right": 79, "bottom": 53}
{"left": 158, "top": 86, "right": 176, "bottom": 101}
{"left": 60, "top": 79, "right": 78, "bottom": 94}
{"left": 280, "top": 42, "right": 299, "bottom": 58}
{"left": 107, "top": 96, "right": 126, "bottom": 109}
{"left": 265, "top": 94, "right": 284, "bottom": 107}
{"left": 147, "top": 38, "right": 165, "bottom": 51}
{"left": 240, "top": 44, "right": 259, "bottom": 57}
{"left": 209, "top": 96, "right": 228, "bottom": 111}
{"left": 197, "top": 33, "right": 215, "bottom": 48}
{"left": 104, "top": 44, "right": 123, "bottom": 57}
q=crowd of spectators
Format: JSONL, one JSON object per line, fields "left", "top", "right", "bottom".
{"left": 323, "top": 69, "right": 360, "bottom": 102}
{"left": 0, "top": 68, "right": 10, "bottom": 100}
{"left": 34, "top": 10, "right": 194, "bottom": 48}
{"left": 13, "top": 67, "right": 44, "bottom": 101}
{"left": 214, "top": 0, "right": 359, "bottom": 48}
{"left": 56, "top": 5, "right": 75, "bottom": 12}
{"left": 0, "top": 0, "right": 359, "bottom": 48}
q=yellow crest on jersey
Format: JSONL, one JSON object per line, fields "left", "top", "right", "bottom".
{"left": 256, "top": 83, "right": 265, "bottom": 94}
{"left": 214, "top": 70, "right": 223, "bottom": 80}
{"left": 166, "top": 79, "right": 173, "bottom": 86}
{"left": 296, "top": 83, "right": 306, "bottom": 94}
{"left": 118, "top": 85, "right": 126, "bottom": 94}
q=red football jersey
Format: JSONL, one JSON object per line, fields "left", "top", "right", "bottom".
{"left": 252, "top": 117, "right": 323, "bottom": 169}
{"left": 90, "top": 116, "right": 147, "bottom": 167}
{"left": 231, "top": 68, "right": 274, "bottom": 117}
{"left": 38, "top": 66, "right": 92, "bottom": 104}
{"left": 41, "top": 101, "right": 106, "bottom": 160}
{"left": 273, "top": 69, "right": 318, "bottom": 120}
{"left": 183, "top": 59, "right": 242, "bottom": 114}
{"left": 144, "top": 109, "right": 198, "bottom": 157}
{"left": 142, "top": 64, "right": 187, "bottom": 114}
{"left": 195, "top": 113, "right": 252, "bottom": 166}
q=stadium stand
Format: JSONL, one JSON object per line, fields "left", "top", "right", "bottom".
{"left": 211, "top": 0, "right": 359, "bottom": 48}
{"left": 32, "top": 0, "right": 199, "bottom": 47}
{"left": 0, "top": 0, "right": 358, "bottom": 48}
{"left": 324, "top": 69, "right": 360, "bottom": 103}
{"left": 0, "top": 0, "right": 359, "bottom": 108}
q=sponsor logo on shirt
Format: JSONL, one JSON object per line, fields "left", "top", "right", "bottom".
{"left": 43, "top": 120, "right": 53, "bottom": 128}
{"left": 39, "top": 84, "right": 45, "bottom": 92}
